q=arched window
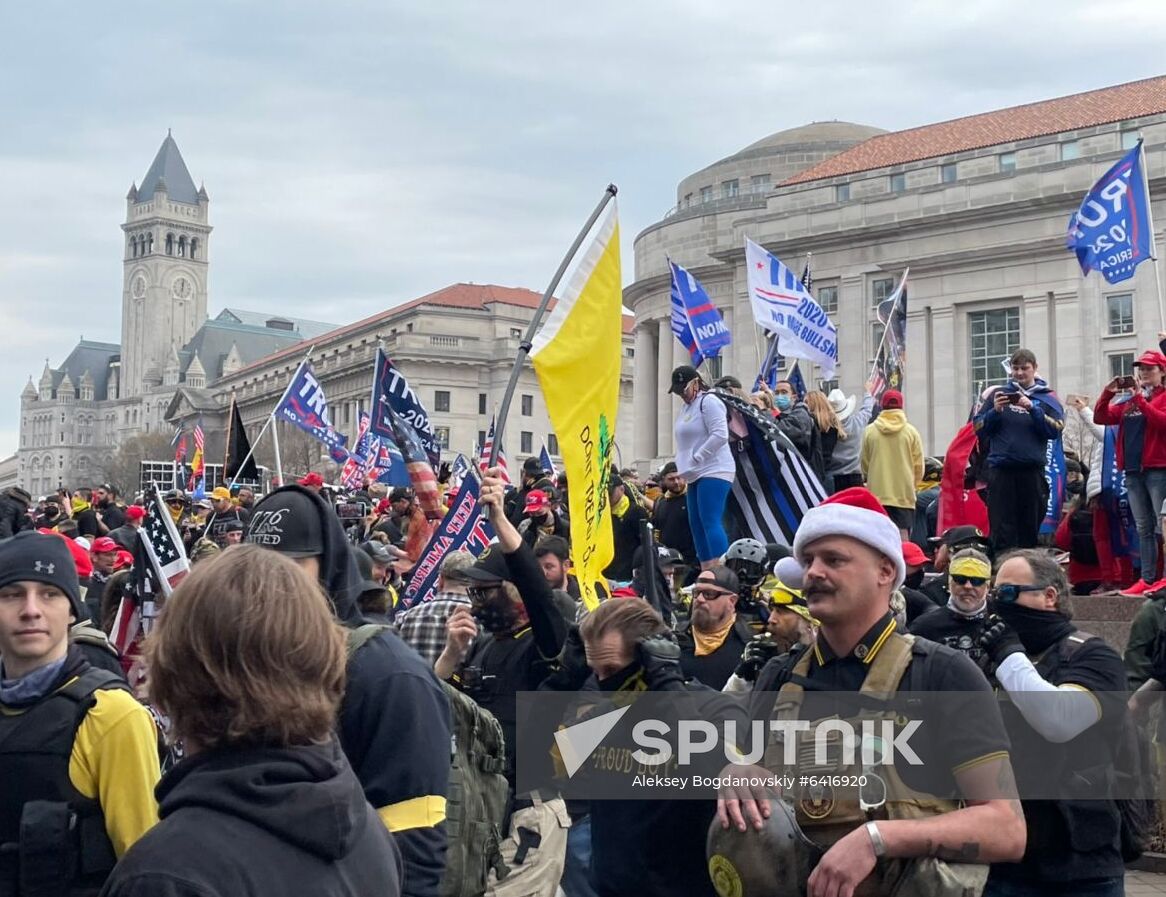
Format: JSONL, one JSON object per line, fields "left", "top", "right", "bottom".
{"left": 130, "top": 236, "right": 137, "bottom": 258}
{"left": 146, "top": 233, "right": 154, "bottom": 254}
{"left": 190, "top": 237, "right": 198, "bottom": 259}
{"left": 165, "top": 233, "right": 174, "bottom": 255}
{"left": 178, "top": 236, "right": 187, "bottom": 257}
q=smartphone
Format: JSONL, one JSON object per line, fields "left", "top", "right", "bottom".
{"left": 1006, "top": 393, "right": 1021, "bottom": 404}
{"left": 1119, "top": 376, "right": 1137, "bottom": 389}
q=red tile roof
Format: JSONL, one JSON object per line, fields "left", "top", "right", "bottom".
{"left": 783, "top": 74, "right": 1166, "bottom": 186}
{"left": 226, "top": 283, "right": 633, "bottom": 379}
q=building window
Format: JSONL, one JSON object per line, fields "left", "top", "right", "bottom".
{"left": 999, "top": 152, "right": 1017, "bottom": 173}
{"left": 683, "top": 192, "right": 693, "bottom": 207}
{"left": 510, "top": 328, "right": 522, "bottom": 338}
{"left": 750, "top": 174, "right": 771, "bottom": 194}
{"left": 547, "top": 434, "right": 559, "bottom": 455}
{"left": 434, "top": 427, "right": 450, "bottom": 449}
{"left": 870, "top": 322, "right": 886, "bottom": 365}
{"left": 1060, "top": 141, "right": 1080, "bottom": 161}
{"left": 969, "top": 307, "right": 1021, "bottom": 401}
{"left": 700, "top": 185, "right": 713, "bottom": 203}
{"left": 1106, "top": 293, "right": 1134, "bottom": 335}
{"left": 520, "top": 431, "right": 533, "bottom": 453}
{"left": 1110, "top": 352, "right": 1135, "bottom": 378}
{"left": 1122, "top": 130, "right": 1140, "bottom": 150}
{"left": 835, "top": 183, "right": 850, "bottom": 203}
{"left": 477, "top": 430, "right": 486, "bottom": 449}
{"left": 820, "top": 379, "right": 839, "bottom": 394}
{"left": 817, "top": 285, "right": 839, "bottom": 316}
{"left": 625, "top": 347, "right": 635, "bottom": 358}
{"left": 434, "top": 390, "right": 451, "bottom": 412}
{"left": 871, "top": 277, "right": 896, "bottom": 307}
{"left": 721, "top": 179, "right": 739, "bottom": 199}
{"left": 889, "top": 173, "right": 906, "bottom": 193}
{"left": 478, "top": 393, "right": 487, "bottom": 415}
{"left": 521, "top": 394, "right": 533, "bottom": 416}
{"left": 941, "top": 163, "right": 957, "bottom": 183}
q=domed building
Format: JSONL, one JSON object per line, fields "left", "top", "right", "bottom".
{"left": 625, "top": 76, "right": 1166, "bottom": 470}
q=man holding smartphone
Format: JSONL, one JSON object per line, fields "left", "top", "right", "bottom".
{"left": 973, "top": 349, "right": 1064, "bottom": 553}
{"left": 1094, "top": 349, "right": 1166, "bottom": 596}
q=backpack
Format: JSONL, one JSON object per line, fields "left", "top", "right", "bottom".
{"left": 1041, "top": 632, "right": 1152, "bottom": 862}
{"left": 345, "top": 624, "right": 510, "bottom": 896}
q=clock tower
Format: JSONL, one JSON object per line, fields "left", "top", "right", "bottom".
{"left": 120, "top": 132, "right": 211, "bottom": 397}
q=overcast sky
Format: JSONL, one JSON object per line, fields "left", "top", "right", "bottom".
{"left": 3, "top": 0, "right": 1166, "bottom": 457}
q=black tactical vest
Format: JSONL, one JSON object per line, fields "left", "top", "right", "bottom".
{"left": 0, "top": 667, "right": 126, "bottom": 897}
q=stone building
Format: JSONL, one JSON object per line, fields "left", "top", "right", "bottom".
{"left": 626, "top": 75, "right": 1166, "bottom": 467}
{"left": 18, "top": 133, "right": 336, "bottom": 495}
{"left": 178, "top": 283, "right": 636, "bottom": 479}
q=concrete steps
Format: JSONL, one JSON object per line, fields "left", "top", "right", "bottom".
{"left": 1067, "top": 592, "right": 1144, "bottom": 652}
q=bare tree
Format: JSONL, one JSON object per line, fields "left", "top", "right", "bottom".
{"left": 252, "top": 420, "right": 342, "bottom": 486}
{"left": 98, "top": 432, "right": 176, "bottom": 496}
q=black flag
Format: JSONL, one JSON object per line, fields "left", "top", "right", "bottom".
{"left": 224, "top": 397, "right": 259, "bottom": 481}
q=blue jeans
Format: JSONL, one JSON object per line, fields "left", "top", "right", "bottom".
{"left": 561, "top": 814, "right": 597, "bottom": 897}
{"left": 686, "top": 477, "right": 733, "bottom": 562}
{"left": 1125, "top": 468, "right": 1166, "bottom": 582}
{"left": 983, "top": 874, "right": 1124, "bottom": 897}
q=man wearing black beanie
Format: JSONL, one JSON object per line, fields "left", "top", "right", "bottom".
{"left": 0, "top": 532, "right": 160, "bottom": 894}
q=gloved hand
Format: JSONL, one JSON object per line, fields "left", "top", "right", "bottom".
{"left": 734, "top": 634, "right": 781, "bottom": 684}
{"left": 637, "top": 632, "right": 686, "bottom": 691}
{"left": 541, "top": 627, "right": 591, "bottom": 692}
{"left": 978, "top": 615, "right": 1025, "bottom": 668}
{"left": 438, "top": 462, "right": 453, "bottom": 485}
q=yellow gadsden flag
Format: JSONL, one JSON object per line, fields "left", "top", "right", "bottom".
{"left": 531, "top": 205, "right": 622, "bottom": 610}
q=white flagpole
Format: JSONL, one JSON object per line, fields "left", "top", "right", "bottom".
{"left": 271, "top": 415, "right": 284, "bottom": 486}
{"left": 1137, "top": 140, "right": 1166, "bottom": 329}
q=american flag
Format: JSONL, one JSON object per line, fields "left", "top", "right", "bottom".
{"left": 480, "top": 415, "right": 511, "bottom": 484}
{"left": 188, "top": 419, "right": 205, "bottom": 492}
{"left": 111, "top": 485, "right": 190, "bottom": 662}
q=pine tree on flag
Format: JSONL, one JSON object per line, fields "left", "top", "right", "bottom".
{"left": 480, "top": 415, "right": 511, "bottom": 484}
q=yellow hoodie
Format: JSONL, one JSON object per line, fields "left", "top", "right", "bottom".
{"left": 859, "top": 410, "right": 924, "bottom": 510}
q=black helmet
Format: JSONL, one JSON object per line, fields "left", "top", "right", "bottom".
{"left": 725, "top": 539, "right": 769, "bottom": 588}
{"left": 706, "top": 799, "right": 820, "bottom": 897}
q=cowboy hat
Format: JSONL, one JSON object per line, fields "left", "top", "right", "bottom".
{"left": 827, "top": 388, "right": 857, "bottom": 422}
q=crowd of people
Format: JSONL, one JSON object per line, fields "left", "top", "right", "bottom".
{"left": 3, "top": 343, "right": 1166, "bottom": 896}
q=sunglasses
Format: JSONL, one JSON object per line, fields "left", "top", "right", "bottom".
{"left": 950, "top": 575, "right": 987, "bottom": 587}
{"left": 467, "top": 584, "right": 504, "bottom": 604}
{"left": 991, "top": 583, "right": 1046, "bottom": 605}
{"left": 693, "top": 588, "right": 732, "bottom": 601}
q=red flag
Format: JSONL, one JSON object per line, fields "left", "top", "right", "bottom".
{"left": 937, "top": 422, "right": 990, "bottom": 536}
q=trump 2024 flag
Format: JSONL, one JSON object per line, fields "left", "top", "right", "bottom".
{"left": 531, "top": 204, "right": 621, "bottom": 611}
{"left": 1066, "top": 141, "right": 1155, "bottom": 285}
{"left": 745, "top": 237, "right": 838, "bottom": 378}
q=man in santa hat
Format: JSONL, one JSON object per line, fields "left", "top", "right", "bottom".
{"left": 717, "top": 487, "right": 1025, "bottom": 897}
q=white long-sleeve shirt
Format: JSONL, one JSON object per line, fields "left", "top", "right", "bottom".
{"left": 674, "top": 392, "right": 735, "bottom": 483}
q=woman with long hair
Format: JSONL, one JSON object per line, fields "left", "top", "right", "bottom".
{"left": 102, "top": 546, "right": 403, "bottom": 897}
{"left": 804, "top": 390, "right": 843, "bottom": 482}
{"left": 669, "top": 364, "right": 735, "bottom": 569}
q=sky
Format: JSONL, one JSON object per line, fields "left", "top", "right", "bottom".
{"left": 3, "top": 0, "right": 1166, "bottom": 457}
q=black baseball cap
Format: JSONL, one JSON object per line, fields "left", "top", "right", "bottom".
{"left": 668, "top": 365, "right": 700, "bottom": 395}
{"left": 929, "top": 525, "right": 991, "bottom": 551}
{"left": 461, "top": 546, "right": 510, "bottom": 585}
{"left": 245, "top": 489, "right": 325, "bottom": 558}
{"left": 695, "top": 565, "right": 740, "bottom": 595}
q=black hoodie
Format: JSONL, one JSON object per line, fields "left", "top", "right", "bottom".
{"left": 251, "top": 486, "right": 450, "bottom": 897}
{"left": 101, "top": 740, "right": 402, "bottom": 897}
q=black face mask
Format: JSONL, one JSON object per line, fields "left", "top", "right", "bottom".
{"left": 472, "top": 600, "right": 521, "bottom": 634}
{"left": 904, "top": 570, "right": 925, "bottom": 590}
{"left": 994, "top": 602, "right": 1074, "bottom": 655}
{"left": 1066, "top": 480, "right": 1085, "bottom": 496}
{"left": 597, "top": 660, "right": 643, "bottom": 692}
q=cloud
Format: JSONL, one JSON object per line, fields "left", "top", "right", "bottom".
{"left": 2, "top": 0, "right": 1165, "bottom": 458}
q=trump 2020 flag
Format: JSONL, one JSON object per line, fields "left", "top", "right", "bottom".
{"left": 745, "top": 237, "right": 838, "bottom": 378}
{"left": 400, "top": 471, "right": 494, "bottom": 608}
{"left": 531, "top": 203, "right": 621, "bottom": 610}
{"left": 1066, "top": 141, "right": 1155, "bottom": 284}
{"left": 274, "top": 360, "right": 348, "bottom": 455}
{"left": 669, "top": 259, "right": 730, "bottom": 366}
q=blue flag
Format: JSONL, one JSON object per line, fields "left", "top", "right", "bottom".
{"left": 273, "top": 360, "right": 348, "bottom": 455}
{"left": 1100, "top": 424, "right": 1139, "bottom": 560}
{"left": 1040, "top": 438, "right": 1066, "bottom": 536}
{"left": 370, "top": 347, "right": 441, "bottom": 469}
{"left": 669, "top": 260, "right": 730, "bottom": 366}
{"left": 400, "top": 473, "right": 495, "bottom": 608}
{"left": 1066, "top": 141, "right": 1155, "bottom": 284}
{"left": 539, "top": 444, "right": 558, "bottom": 481}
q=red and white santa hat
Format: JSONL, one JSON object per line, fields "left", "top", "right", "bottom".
{"left": 775, "top": 487, "right": 906, "bottom": 590}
